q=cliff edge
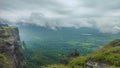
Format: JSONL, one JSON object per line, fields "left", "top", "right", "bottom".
{"left": 0, "top": 24, "right": 23, "bottom": 68}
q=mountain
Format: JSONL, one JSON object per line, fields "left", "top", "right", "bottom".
{"left": 0, "top": 24, "right": 23, "bottom": 68}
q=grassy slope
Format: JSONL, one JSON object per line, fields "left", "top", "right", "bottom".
{"left": 0, "top": 53, "right": 12, "bottom": 68}
{"left": 42, "top": 39, "right": 120, "bottom": 68}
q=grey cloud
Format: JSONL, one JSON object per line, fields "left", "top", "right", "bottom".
{"left": 1, "top": 0, "right": 120, "bottom": 18}
{"left": 0, "top": 0, "right": 55, "bottom": 10}
{"left": 82, "top": 0, "right": 120, "bottom": 9}
{"left": 0, "top": 0, "right": 120, "bottom": 33}
{"left": 17, "top": 13, "right": 120, "bottom": 34}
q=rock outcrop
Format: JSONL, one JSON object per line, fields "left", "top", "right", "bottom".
{"left": 0, "top": 24, "right": 23, "bottom": 68}
{"left": 86, "top": 60, "right": 110, "bottom": 68}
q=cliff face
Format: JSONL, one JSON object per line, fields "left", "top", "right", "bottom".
{"left": 0, "top": 24, "right": 23, "bottom": 68}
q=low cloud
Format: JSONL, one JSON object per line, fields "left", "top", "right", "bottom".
{"left": 0, "top": 0, "right": 120, "bottom": 34}
{"left": 14, "top": 13, "right": 120, "bottom": 34}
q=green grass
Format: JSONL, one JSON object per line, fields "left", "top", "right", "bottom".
{"left": 68, "top": 56, "right": 88, "bottom": 68}
{"left": 0, "top": 53, "right": 12, "bottom": 68}
{"left": 68, "top": 39, "right": 120, "bottom": 68}
{"left": 88, "top": 39, "right": 120, "bottom": 66}
{"left": 40, "top": 64, "right": 69, "bottom": 68}
{"left": 105, "top": 66, "right": 120, "bottom": 68}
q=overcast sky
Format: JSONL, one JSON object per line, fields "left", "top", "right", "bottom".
{"left": 0, "top": 0, "right": 120, "bottom": 33}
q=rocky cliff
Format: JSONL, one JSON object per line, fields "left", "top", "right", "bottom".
{"left": 0, "top": 24, "right": 23, "bottom": 68}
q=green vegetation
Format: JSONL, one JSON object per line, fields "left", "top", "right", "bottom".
{"left": 106, "top": 66, "right": 120, "bottom": 68}
{"left": 88, "top": 39, "right": 120, "bottom": 66}
{"left": 41, "top": 39, "right": 120, "bottom": 68}
{"left": 0, "top": 53, "right": 12, "bottom": 68}
{"left": 0, "top": 26, "right": 16, "bottom": 32}
{"left": 68, "top": 56, "right": 88, "bottom": 68}
{"left": 19, "top": 25, "right": 120, "bottom": 68}
{"left": 41, "top": 64, "right": 69, "bottom": 68}
{"left": 18, "top": 24, "right": 120, "bottom": 68}
{"left": 68, "top": 39, "right": 120, "bottom": 68}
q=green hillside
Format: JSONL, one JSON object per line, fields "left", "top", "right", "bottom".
{"left": 42, "top": 39, "right": 120, "bottom": 68}
{"left": 0, "top": 53, "right": 12, "bottom": 68}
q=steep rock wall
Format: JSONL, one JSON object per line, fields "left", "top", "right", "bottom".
{"left": 0, "top": 24, "right": 23, "bottom": 68}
